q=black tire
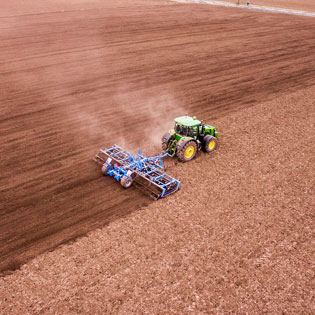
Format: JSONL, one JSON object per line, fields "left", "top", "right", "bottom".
{"left": 101, "top": 163, "right": 110, "bottom": 175}
{"left": 177, "top": 140, "right": 197, "bottom": 162}
{"left": 120, "top": 176, "right": 133, "bottom": 189}
{"left": 202, "top": 135, "right": 217, "bottom": 152}
{"left": 161, "top": 132, "right": 174, "bottom": 151}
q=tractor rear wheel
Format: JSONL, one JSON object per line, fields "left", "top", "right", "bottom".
{"left": 177, "top": 140, "right": 197, "bottom": 162}
{"left": 120, "top": 176, "right": 133, "bottom": 189}
{"left": 101, "top": 163, "right": 110, "bottom": 175}
{"left": 202, "top": 135, "right": 217, "bottom": 152}
{"left": 162, "top": 133, "right": 174, "bottom": 151}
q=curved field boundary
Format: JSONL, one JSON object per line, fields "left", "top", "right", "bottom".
{"left": 173, "top": 0, "right": 315, "bottom": 17}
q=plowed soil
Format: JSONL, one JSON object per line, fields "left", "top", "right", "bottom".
{"left": 0, "top": 1, "right": 314, "bottom": 311}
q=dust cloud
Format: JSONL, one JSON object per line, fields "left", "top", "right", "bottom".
{"left": 109, "top": 88, "right": 186, "bottom": 155}
{"left": 68, "top": 86, "right": 187, "bottom": 156}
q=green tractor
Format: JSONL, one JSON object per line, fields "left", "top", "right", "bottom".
{"left": 162, "top": 116, "right": 219, "bottom": 162}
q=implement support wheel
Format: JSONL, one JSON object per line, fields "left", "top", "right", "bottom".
{"left": 120, "top": 176, "right": 133, "bottom": 189}
{"left": 101, "top": 164, "right": 110, "bottom": 175}
{"left": 177, "top": 140, "right": 197, "bottom": 162}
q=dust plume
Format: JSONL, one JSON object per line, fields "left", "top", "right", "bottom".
{"left": 110, "top": 87, "right": 187, "bottom": 155}
{"left": 64, "top": 86, "right": 187, "bottom": 157}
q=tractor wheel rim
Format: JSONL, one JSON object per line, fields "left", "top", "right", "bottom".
{"left": 184, "top": 145, "right": 195, "bottom": 158}
{"left": 208, "top": 140, "right": 215, "bottom": 150}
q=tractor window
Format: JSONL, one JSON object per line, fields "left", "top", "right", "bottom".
{"left": 192, "top": 127, "right": 199, "bottom": 137}
{"left": 175, "top": 123, "right": 196, "bottom": 137}
{"left": 175, "top": 123, "right": 188, "bottom": 136}
{"left": 187, "top": 127, "right": 195, "bottom": 137}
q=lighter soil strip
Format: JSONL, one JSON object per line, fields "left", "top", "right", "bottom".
{"left": 173, "top": 0, "right": 315, "bottom": 17}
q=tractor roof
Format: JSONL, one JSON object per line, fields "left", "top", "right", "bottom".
{"left": 174, "top": 116, "right": 201, "bottom": 127}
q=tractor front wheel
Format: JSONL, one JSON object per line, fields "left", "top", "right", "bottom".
{"left": 120, "top": 176, "right": 133, "bottom": 189}
{"left": 202, "top": 135, "right": 217, "bottom": 152}
{"left": 177, "top": 141, "right": 197, "bottom": 162}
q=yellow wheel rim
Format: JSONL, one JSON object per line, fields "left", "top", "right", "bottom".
{"left": 184, "top": 145, "right": 195, "bottom": 159}
{"left": 208, "top": 140, "right": 215, "bottom": 150}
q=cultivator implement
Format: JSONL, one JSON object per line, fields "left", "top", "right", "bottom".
{"left": 94, "top": 145, "right": 180, "bottom": 200}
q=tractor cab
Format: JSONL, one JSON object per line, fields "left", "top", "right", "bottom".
{"left": 174, "top": 116, "right": 201, "bottom": 139}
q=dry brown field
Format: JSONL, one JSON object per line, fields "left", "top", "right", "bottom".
{"left": 0, "top": 0, "right": 314, "bottom": 313}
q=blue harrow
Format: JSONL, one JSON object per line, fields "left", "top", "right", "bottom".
{"left": 94, "top": 145, "right": 180, "bottom": 199}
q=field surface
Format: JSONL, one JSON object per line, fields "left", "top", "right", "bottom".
{"left": 0, "top": 0, "right": 314, "bottom": 313}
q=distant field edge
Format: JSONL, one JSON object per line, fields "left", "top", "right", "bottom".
{"left": 172, "top": 0, "right": 315, "bottom": 17}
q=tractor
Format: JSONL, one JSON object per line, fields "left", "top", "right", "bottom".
{"left": 162, "top": 116, "right": 219, "bottom": 162}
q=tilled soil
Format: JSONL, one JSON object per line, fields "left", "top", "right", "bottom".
{"left": 0, "top": 0, "right": 314, "bottom": 308}
{"left": 1, "top": 85, "right": 314, "bottom": 314}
